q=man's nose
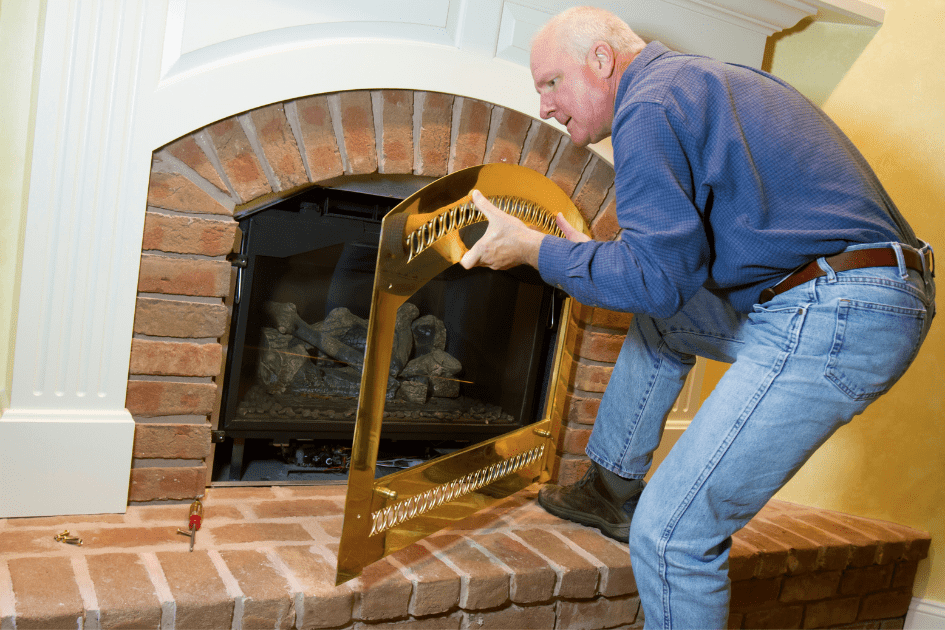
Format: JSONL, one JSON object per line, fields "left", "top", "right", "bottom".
{"left": 539, "top": 94, "right": 555, "bottom": 120}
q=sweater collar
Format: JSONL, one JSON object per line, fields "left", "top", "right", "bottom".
{"left": 615, "top": 41, "right": 673, "bottom": 107}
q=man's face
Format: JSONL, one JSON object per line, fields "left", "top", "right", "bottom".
{"left": 530, "top": 32, "right": 613, "bottom": 147}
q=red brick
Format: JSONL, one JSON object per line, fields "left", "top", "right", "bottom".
{"left": 156, "top": 550, "right": 234, "bottom": 628}
{"left": 207, "top": 116, "right": 271, "bottom": 203}
{"left": 142, "top": 211, "right": 238, "bottom": 257}
{"left": 571, "top": 303, "right": 633, "bottom": 331}
{"left": 86, "top": 553, "right": 163, "bottom": 629}
{"left": 129, "top": 339, "right": 222, "bottom": 377}
{"left": 164, "top": 134, "right": 228, "bottom": 192}
{"left": 561, "top": 426, "right": 591, "bottom": 455}
{"left": 338, "top": 91, "right": 377, "bottom": 175}
{"left": 294, "top": 94, "right": 344, "bottom": 182}
{"left": 752, "top": 516, "right": 825, "bottom": 575}
{"left": 572, "top": 158, "right": 614, "bottom": 223}
{"left": 512, "top": 528, "right": 599, "bottom": 599}
{"left": 567, "top": 324, "right": 625, "bottom": 362}
{"left": 470, "top": 533, "right": 555, "bottom": 604}
{"left": 802, "top": 596, "right": 859, "bottom": 628}
{"left": 729, "top": 536, "right": 763, "bottom": 582}
{"left": 217, "top": 549, "right": 294, "bottom": 629}
{"left": 138, "top": 254, "right": 231, "bottom": 297}
{"left": 793, "top": 512, "right": 881, "bottom": 567}
{"left": 521, "top": 122, "right": 562, "bottom": 175}
{"left": 390, "top": 541, "right": 461, "bottom": 616}
{"left": 730, "top": 577, "right": 782, "bottom": 610}
{"left": 563, "top": 528, "right": 636, "bottom": 597}
{"left": 352, "top": 612, "right": 463, "bottom": 629}
{"left": 379, "top": 90, "right": 413, "bottom": 174}
{"left": 840, "top": 564, "right": 894, "bottom": 595}
{"left": 206, "top": 523, "right": 313, "bottom": 544}
{"left": 422, "top": 534, "right": 510, "bottom": 610}
{"left": 251, "top": 103, "right": 308, "bottom": 190}
{"left": 556, "top": 595, "right": 641, "bottom": 629}
{"left": 133, "top": 423, "right": 212, "bottom": 459}
{"left": 126, "top": 380, "right": 217, "bottom": 417}
{"left": 416, "top": 91, "right": 453, "bottom": 177}
{"left": 572, "top": 360, "right": 613, "bottom": 393}
{"left": 780, "top": 571, "right": 841, "bottom": 603}
{"left": 554, "top": 456, "right": 591, "bottom": 487}
{"left": 274, "top": 545, "right": 354, "bottom": 629}
{"left": 7, "top": 556, "right": 84, "bottom": 629}
{"left": 464, "top": 603, "right": 556, "bottom": 629}
{"left": 251, "top": 499, "right": 343, "bottom": 519}
{"left": 591, "top": 195, "right": 621, "bottom": 241}
{"left": 486, "top": 107, "right": 531, "bottom": 166}
{"left": 735, "top": 523, "right": 791, "bottom": 579}
{"left": 352, "top": 556, "right": 411, "bottom": 621}
{"left": 560, "top": 387, "right": 601, "bottom": 426}
{"left": 890, "top": 561, "right": 919, "bottom": 589}
{"left": 132, "top": 297, "right": 229, "bottom": 339}
{"left": 451, "top": 98, "right": 491, "bottom": 172}
{"left": 742, "top": 604, "right": 804, "bottom": 629}
{"left": 0, "top": 530, "right": 59, "bottom": 555}
{"left": 128, "top": 466, "right": 207, "bottom": 502}
{"left": 147, "top": 171, "right": 232, "bottom": 216}
{"left": 858, "top": 589, "right": 913, "bottom": 621}
{"left": 548, "top": 139, "right": 591, "bottom": 197}
{"left": 767, "top": 514, "right": 855, "bottom": 571}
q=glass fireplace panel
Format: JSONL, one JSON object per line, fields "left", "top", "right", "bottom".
{"left": 215, "top": 186, "right": 559, "bottom": 482}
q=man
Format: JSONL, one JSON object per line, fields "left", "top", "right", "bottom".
{"left": 460, "top": 6, "right": 935, "bottom": 629}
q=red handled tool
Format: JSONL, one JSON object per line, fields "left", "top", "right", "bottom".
{"left": 176, "top": 498, "right": 203, "bottom": 551}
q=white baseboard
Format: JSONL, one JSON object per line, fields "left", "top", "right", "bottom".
{"left": 906, "top": 597, "right": 945, "bottom": 629}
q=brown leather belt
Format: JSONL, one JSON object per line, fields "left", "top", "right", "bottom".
{"left": 759, "top": 246, "right": 934, "bottom": 303}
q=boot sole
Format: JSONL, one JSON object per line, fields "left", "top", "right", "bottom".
{"left": 537, "top": 492, "right": 631, "bottom": 543}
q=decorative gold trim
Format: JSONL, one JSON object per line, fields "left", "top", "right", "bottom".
{"left": 335, "top": 164, "right": 588, "bottom": 585}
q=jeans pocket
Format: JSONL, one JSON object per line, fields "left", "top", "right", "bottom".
{"left": 825, "top": 298, "right": 926, "bottom": 401}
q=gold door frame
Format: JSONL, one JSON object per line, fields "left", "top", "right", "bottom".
{"left": 336, "top": 164, "right": 588, "bottom": 585}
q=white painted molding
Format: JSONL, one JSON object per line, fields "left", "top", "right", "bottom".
{"left": 0, "top": 410, "right": 135, "bottom": 517}
{"left": 5, "top": 0, "right": 151, "bottom": 516}
{"left": 906, "top": 597, "right": 945, "bottom": 629}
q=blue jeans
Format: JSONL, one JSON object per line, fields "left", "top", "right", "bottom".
{"left": 585, "top": 241, "right": 935, "bottom": 629}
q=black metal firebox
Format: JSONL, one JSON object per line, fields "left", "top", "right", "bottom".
{"left": 213, "top": 185, "right": 562, "bottom": 483}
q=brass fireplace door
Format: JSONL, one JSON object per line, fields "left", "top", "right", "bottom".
{"left": 336, "top": 163, "right": 589, "bottom": 585}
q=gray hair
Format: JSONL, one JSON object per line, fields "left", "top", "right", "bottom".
{"left": 538, "top": 6, "right": 646, "bottom": 60}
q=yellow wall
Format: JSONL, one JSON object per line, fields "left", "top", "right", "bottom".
{"left": 0, "top": 0, "right": 44, "bottom": 409}
{"left": 701, "top": 0, "right": 945, "bottom": 605}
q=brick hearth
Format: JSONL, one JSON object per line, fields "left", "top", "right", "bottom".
{"left": 0, "top": 489, "right": 928, "bottom": 629}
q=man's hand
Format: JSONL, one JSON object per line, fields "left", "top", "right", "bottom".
{"left": 459, "top": 190, "right": 589, "bottom": 270}
{"left": 459, "top": 190, "right": 545, "bottom": 270}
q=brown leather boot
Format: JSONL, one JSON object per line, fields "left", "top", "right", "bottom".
{"left": 537, "top": 463, "right": 645, "bottom": 542}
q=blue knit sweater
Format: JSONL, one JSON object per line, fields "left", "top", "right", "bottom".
{"left": 538, "top": 42, "right": 917, "bottom": 316}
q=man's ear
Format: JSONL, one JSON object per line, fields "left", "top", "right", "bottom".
{"left": 587, "top": 41, "right": 615, "bottom": 78}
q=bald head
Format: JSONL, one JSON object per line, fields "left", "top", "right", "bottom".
{"left": 534, "top": 6, "right": 646, "bottom": 63}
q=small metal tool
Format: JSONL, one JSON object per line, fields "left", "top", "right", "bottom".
{"left": 55, "top": 530, "right": 83, "bottom": 545}
{"left": 176, "top": 498, "right": 203, "bottom": 551}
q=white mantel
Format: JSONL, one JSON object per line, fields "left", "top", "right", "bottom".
{"left": 0, "top": 0, "right": 883, "bottom": 517}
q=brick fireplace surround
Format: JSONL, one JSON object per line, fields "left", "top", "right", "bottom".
{"left": 1, "top": 90, "right": 929, "bottom": 628}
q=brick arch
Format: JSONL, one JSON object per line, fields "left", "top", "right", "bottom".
{"left": 127, "top": 89, "right": 627, "bottom": 503}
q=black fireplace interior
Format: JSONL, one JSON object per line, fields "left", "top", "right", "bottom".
{"left": 213, "top": 186, "right": 562, "bottom": 483}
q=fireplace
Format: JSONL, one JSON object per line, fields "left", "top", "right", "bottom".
{"left": 215, "top": 184, "right": 562, "bottom": 482}
{"left": 1, "top": 0, "right": 876, "bottom": 518}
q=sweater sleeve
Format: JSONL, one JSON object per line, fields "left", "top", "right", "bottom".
{"left": 538, "top": 102, "right": 710, "bottom": 318}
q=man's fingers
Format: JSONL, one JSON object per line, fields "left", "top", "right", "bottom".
{"left": 555, "top": 212, "right": 591, "bottom": 243}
